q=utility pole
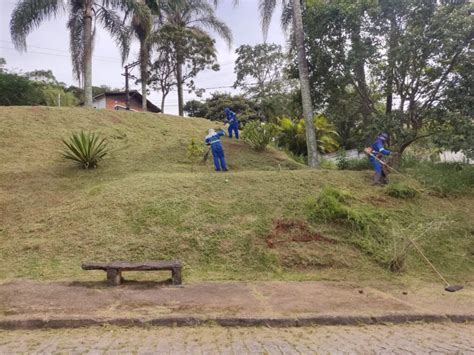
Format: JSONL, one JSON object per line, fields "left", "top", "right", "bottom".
{"left": 122, "top": 61, "right": 140, "bottom": 109}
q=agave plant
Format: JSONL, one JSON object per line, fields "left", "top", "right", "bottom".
{"left": 62, "top": 131, "right": 109, "bottom": 169}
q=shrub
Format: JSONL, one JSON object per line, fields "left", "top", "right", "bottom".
{"left": 320, "top": 158, "right": 337, "bottom": 170}
{"left": 242, "top": 121, "right": 279, "bottom": 151}
{"left": 186, "top": 138, "right": 204, "bottom": 171}
{"left": 384, "top": 183, "right": 419, "bottom": 199}
{"left": 276, "top": 115, "right": 340, "bottom": 156}
{"left": 410, "top": 162, "right": 474, "bottom": 195}
{"left": 346, "top": 158, "right": 372, "bottom": 171}
{"left": 336, "top": 150, "right": 349, "bottom": 170}
{"left": 62, "top": 131, "right": 108, "bottom": 169}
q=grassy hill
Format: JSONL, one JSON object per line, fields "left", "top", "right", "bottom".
{"left": 0, "top": 107, "right": 473, "bottom": 285}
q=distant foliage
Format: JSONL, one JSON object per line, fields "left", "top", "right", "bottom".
{"left": 62, "top": 131, "right": 109, "bottom": 169}
{"left": 0, "top": 72, "right": 42, "bottom": 105}
{"left": 186, "top": 138, "right": 204, "bottom": 171}
{"left": 0, "top": 62, "right": 77, "bottom": 106}
{"left": 243, "top": 121, "right": 279, "bottom": 151}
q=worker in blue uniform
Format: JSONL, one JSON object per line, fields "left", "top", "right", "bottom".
{"left": 224, "top": 108, "right": 239, "bottom": 139}
{"left": 205, "top": 128, "right": 228, "bottom": 171}
{"left": 367, "top": 133, "right": 391, "bottom": 185}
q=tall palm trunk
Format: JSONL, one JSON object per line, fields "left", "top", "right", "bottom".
{"left": 139, "top": 38, "right": 148, "bottom": 111}
{"left": 292, "top": 0, "right": 318, "bottom": 168}
{"left": 83, "top": 0, "right": 93, "bottom": 107}
{"left": 176, "top": 52, "right": 184, "bottom": 116}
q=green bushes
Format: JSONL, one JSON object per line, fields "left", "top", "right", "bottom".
{"left": 242, "top": 121, "right": 279, "bottom": 151}
{"left": 384, "top": 183, "right": 419, "bottom": 199}
{"left": 277, "top": 115, "right": 340, "bottom": 156}
{"left": 62, "top": 131, "right": 109, "bottom": 169}
{"left": 410, "top": 162, "right": 474, "bottom": 195}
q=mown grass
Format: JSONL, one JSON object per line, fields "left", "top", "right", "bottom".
{"left": 0, "top": 107, "right": 473, "bottom": 284}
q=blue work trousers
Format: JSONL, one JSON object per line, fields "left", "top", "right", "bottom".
{"left": 228, "top": 123, "right": 239, "bottom": 139}
{"left": 211, "top": 143, "right": 227, "bottom": 171}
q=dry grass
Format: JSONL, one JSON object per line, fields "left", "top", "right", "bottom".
{"left": 0, "top": 107, "right": 473, "bottom": 283}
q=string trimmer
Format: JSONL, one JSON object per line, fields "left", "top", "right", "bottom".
{"left": 407, "top": 236, "right": 463, "bottom": 292}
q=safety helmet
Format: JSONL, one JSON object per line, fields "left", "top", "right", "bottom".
{"left": 224, "top": 107, "right": 230, "bottom": 113}
{"left": 379, "top": 132, "right": 389, "bottom": 141}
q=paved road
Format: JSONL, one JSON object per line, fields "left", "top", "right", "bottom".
{"left": 0, "top": 323, "right": 473, "bottom": 354}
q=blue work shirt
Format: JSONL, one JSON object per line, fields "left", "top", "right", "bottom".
{"left": 205, "top": 130, "right": 225, "bottom": 146}
{"left": 371, "top": 139, "right": 391, "bottom": 157}
{"left": 225, "top": 110, "right": 239, "bottom": 126}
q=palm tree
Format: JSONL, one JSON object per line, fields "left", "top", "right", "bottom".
{"left": 10, "top": 0, "right": 138, "bottom": 107}
{"left": 259, "top": 0, "right": 319, "bottom": 167}
{"left": 159, "top": 0, "right": 232, "bottom": 116}
{"left": 127, "top": 0, "right": 156, "bottom": 111}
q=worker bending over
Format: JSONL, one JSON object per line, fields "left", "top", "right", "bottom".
{"left": 224, "top": 107, "right": 239, "bottom": 139}
{"left": 205, "top": 128, "right": 228, "bottom": 172}
{"left": 367, "top": 133, "right": 391, "bottom": 185}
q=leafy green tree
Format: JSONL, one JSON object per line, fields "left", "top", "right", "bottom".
{"left": 302, "top": 0, "right": 473, "bottom": 161}
{"left": 0, "top": 58, "right": 6, "bottom": 73}
{"left": 234, "top": 43, "right": 289, "bottom": 99}
{"left": 0, "top": 72, "right": 42, "bottom": 106}
{"left": 184, "top": 100, "right": 208, "bottom": 117}
{"left": 10, "top": 0, "right": 142, "bottom": 106}
{"left": 148, "top": 47, "right": 176, "bottom": 113}
{"left": 152, "top": 24, "right": 220, "bottom": 114}
{"left": 202, "top": 93, "right": 259, "bottom": 123}
{"left": 159, "top": 0, "right": 232, "bottom": 116}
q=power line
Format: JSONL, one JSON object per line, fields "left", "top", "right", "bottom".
{"left": 0, "top": 40, "right": 122, "bottom": 62}
{"left": 0, "top": 46, "right": 122, "bottom": 63}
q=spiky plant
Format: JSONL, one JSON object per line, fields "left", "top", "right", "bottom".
{"left": 62, "top": 131, "right": 109, "bottom": 169}
{"left": 10, "top": 0, "right": 150, "bottom": 106}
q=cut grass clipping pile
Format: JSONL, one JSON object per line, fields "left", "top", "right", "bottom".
{"left": 0, "top": 107, "right": 473, "bottom": 284}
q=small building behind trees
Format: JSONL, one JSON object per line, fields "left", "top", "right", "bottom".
{"left": 92, "top": 90, "right": 161, "bottom": 113}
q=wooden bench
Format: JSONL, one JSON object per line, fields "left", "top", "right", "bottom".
{"left": 81, "top": 261, "right": 182, "bottom": 286}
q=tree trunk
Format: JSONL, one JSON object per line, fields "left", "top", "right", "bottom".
{"left": 176, "top": 54, "right": 184, "bottom": 116}
{"left": 161, "top": 92, "right": 167, "bottom": 113}
{"left": 292, "top": 0, "right": 318, "bottom": 168}
{"left": 83, "top": 1, "right": 93, "bottom": 107}
{"left": 140, "top": 39, "right": 148, "bottom": 111}
{"left": 385, "top": 18, "right": 397, "bottom": 115}
{"left": 351, "top": 21, "right": 372, "bottom": 123}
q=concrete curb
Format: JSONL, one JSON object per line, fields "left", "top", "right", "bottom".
{"left": 1, "top": 314, "right": 473, "bottom": 330}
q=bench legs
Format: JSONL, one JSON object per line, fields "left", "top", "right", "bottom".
{"left": 107, "top": 268, "right": 122, "bottom": 286}
{"left": 106, "top": 268, "right": 182, "bottom": 286}
{"left": 172, "top": 267, "right": 182, "bottom": 285}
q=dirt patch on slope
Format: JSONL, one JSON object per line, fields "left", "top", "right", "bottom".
{"left": 266, "top": 219, "right": 335, "bottom": 248}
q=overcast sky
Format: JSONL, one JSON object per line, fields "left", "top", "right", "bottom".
{"left": 0, "top": 0, "right": 286, "bottom": 115}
